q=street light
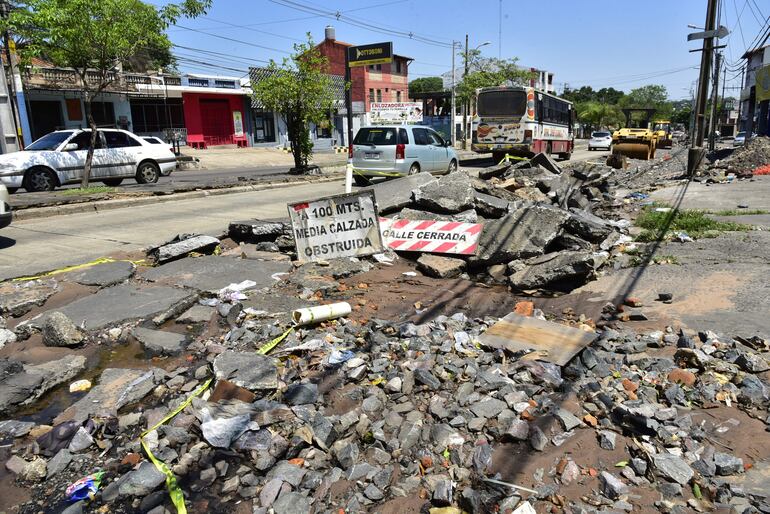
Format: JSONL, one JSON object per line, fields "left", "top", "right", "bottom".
{"left": 461, "top": 38, "right": 491, "bottom": 150}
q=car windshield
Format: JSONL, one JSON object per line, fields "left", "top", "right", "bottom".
{"left": 593, "top": 132, "right": 611, "bottom": 138}
{"left": 354, "top": 128, "right": 398, "bottom": 145}
{"left": 26, "top": 131, "right": 74, "bottom": 151}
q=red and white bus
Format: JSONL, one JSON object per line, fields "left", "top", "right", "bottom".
{"left": 471, "top": 86, "right": 575, "bottom": 162}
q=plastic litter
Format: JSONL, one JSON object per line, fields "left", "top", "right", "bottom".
{"left": 372, "top": 253, "right": 394, "bottom": 264}
{"left": 328, "top": 349, "right": 355, "bottom": 365}
{"left": 218, "top": 280, "right": 257, "bottom": 303}
{"left": 66, "top": 471, "right": 105, "bottom": 502}
{"left": 292, "top": 302, "right": 351, "bottom": 326}
{"left": 625, "top": 192, "right": 649, "bottom": 200}
{"left": 402, "top": 271, "right": 418, "bottom": 277}
{"left": 69, "top": 379, "right": 92, "bottom": 393}
{"left": 674, "top": 231, "right": 694, "bottom": 243}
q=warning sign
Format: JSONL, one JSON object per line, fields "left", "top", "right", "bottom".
{"left": 288, "top": 191, "right": 384, "bottom": 263}
{"left": 379, "top": 218, "right": 483, "bottom": 255}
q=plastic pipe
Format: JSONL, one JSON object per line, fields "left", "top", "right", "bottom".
{"left": 292, "top": 302, "right": 352, "bottom": 326}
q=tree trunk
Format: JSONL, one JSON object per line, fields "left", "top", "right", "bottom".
{"left": 286, "top": 114, "right": 303, "bottom": 171}
{"left": 82, "top": 93, "right": 97, "bottom": 189}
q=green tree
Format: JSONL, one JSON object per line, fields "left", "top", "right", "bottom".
{"left": 408, "top": 76, "right": 444, "bottom": 96}
{"left": 576, "top": 101, "right": 624, "bottom": 132}
{"left": 455, "top": 55, "right": 534, "bottom": 107}
{"left": 5, "top": 0, "right": 210, "bottom": 188}
{"left": 252, "top": 35, "right": 336, "bottom": 172}
{"left": 619, "top": 84, "right": 673, "bottom": 121}
{"left": 563, "top": 85, "right": 596, "bottom": 104}
{"left": 595, "top": 87, "right": 624, "bottom": 105}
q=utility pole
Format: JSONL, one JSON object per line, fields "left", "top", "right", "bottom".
{"left": 462, "top": 34, "right": 468, "bottom": 150}
{"left": 708, "top": 51, "right": 721, "bottom": 151}
{"left": 450, "top": 41, "right": 456, "bottom": 146}
{"left": 688, "top": 0, "right": 718, "bottom": 174}
{"left": 719, "top": 58, "right": 727, "bottom": 137}
{"left": 0, "top": 0, "right": 22, "bottom": 151}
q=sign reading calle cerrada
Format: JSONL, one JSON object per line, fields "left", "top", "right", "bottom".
{"left": 347, "top": 42, "right": 393, "bottom": 67}
{"left": 379, "top": 218, "right": 483, "bottom": 255}
{"left": 288, "top": 191, "right": 384, "bottom": 263}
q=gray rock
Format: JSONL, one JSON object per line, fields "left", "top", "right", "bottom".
{"left": 132, "top": 327, "right": 187, "bottom": 356}
{"left": 385, "top": 376, "right": 402, "bottom": 393}
{"left": 530, "top": 426, "right": 548, "bottom": 451}
{"left": 228, "top": 219, "right": 289, "bottom": 242}
{"left": 0, "top": 279, "right": 58, "bottom": 316}
{"left": 63, "top": 367, "right": 158, "bottom": 423}
{"left": 148, "top": 234, "right": 221, "bottom": 264}
{"left": 213, "top": 351, "right": 278, "bottom": 391}
{"left": 68, "top": 427, "right": 94, "bottom": 452}
{"left": 416, "top": 254, "right": 467, "bottom": 279}
{"left": 271, "top": 492, "right": 311, "bottom": 514}
{"left": 412, "top": 171, "right": 475, "bottom": 213}
{"left": 47, "top": 449, "right": 73, "bottom": 478}
{"left": 471, "top": 204, "right": 570, "bottom": 265}
{"left": 284, "top": 383, "right": 318, "bottom": 405}
{"left": 599, "top": 430, "right": 617, "bottom": 450}
{"left": 630, "top": 458, "right": 648, "bottom": 476}
{"left": 503, "top": 419, "right": 530, "bottom": 441}
{"left": 509, "top": 251, "right": 604, "bottom": 290}
{"left": 735, "top": 353, "right": 770, "bottom": 373}
{"left": 431, "top": 423, "right": 465, "bottom": 448}
{"left": 221, "top": 475, "right": 240, "bottom": 494}
{"left": 259, "top": 478, "right": 283, "bottom": 508}
{"left": 555, "top": 408, "right": 582, "bottom": 431}
{"left": 364, "top": 483, "right": 384, "bottom": 501}
{"left": 176, "top": 304, "right": 214, "bottom": 324}
{"left": 362, "top": 396, "right": 383, "bottom": 413}
{"left": 470, "top": 397, "right": 507, "bottom": 419}
{"left": 414, "top": 368, "right": 441, "bottom": 390}
{"left": 267, "top": 461, "right": 306, "bottom": 487}
{"left": 566, "top": 209, "right": 613, "bottom": 242}
{"left": 0, "top": 355, "right": 87, "bottom": 414}
{"left": 714, "top": 452, "right": 744, "bottom": 475}
{"left": 364, "top": 173, "right": 436, "bottom": 214}
{"left": 310, "top": 413, "right": 338, "bottom": 450}
{"left": 65, "top": 261, "right": 135, "bottom": 287}
{"left": 653, "top": 453, "right": 694, "bottom": 485}
{"left": 42, "top": 312, "right": 84, "bottom": 347}
{"left": 0, "top": 419, "right": 34, "bottom": 437}
{"left": 0, "top": 328, "right": 17, "bottom": 347}
{"left": 473, "top": 191, "right": 510, "bottom": 218}
{"left": 530, "top": 152, "right": 562, "bottom": 174}
{"left": 19, "top": 458, "right": 47, "bottom": 482}
{"left": 599, "top": 471, "right": 628, "bottom": 499}
{"left": 118, "top": 462, "right": 165, "bottom": 497}
{"left": 332, "top": 439, "right": 360, "bottom": 469}
{"left": 395, "top": 207, "right": 477, "bottom": 223}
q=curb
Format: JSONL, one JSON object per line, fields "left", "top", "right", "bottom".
{"left": 13, "top": 174, "right": 345, "bottom": 221}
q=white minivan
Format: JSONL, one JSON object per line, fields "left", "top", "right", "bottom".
{"left": 351, "top": 125, "right": 458, "bottom": 185}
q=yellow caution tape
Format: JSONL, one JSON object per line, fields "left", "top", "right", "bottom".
{"left": 256, "top": 327, "right": 294, "bottom": 355}
{"left": 139, "top": 377, "right": 213, "bottom": 514}
{"left": 12, "top": 257, "right": 149, "bottom": 282}
{"left": 497, "top": 153, "right": 528, "bottom": 166}
{"left": 352, "top": 168, "right": 404, "bottom": 178}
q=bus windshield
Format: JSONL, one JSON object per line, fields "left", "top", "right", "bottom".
{"left": 477, "top": 90, "right": 526, "bottom": 117}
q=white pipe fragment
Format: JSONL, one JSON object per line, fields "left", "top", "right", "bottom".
{"left": 292, "top": 302, "right": 352, "bottom": 326}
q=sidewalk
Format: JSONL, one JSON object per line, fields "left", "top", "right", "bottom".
{"left": 182, "top": 145, "right": 347, "bottom": 170}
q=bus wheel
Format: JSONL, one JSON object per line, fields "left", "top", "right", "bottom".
{"left": 559, "top": 152, "right": 571, "bottom": 161}
{"left": 546, "top": 142, "right": 552, "bottom": 154}
{"left": 492, "top": 151, "right": 505, "bottom": 163}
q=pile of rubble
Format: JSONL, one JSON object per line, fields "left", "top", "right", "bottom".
{"left": 708, "top": 136, "right": 770, "bottom": 178}
{"left": 2, "top": 291, "right": 769, "bottom": 514}
{"left": 231, "top": 154, "right": 628, "bottom": 294}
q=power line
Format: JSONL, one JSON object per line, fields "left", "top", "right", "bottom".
{"left": 172, "top": 44, "right": 270, "bottom": 65}
{"left": 173, "top": 24, "right": 292, "bottom": 54}
{"left": 194, "top": 16, "right": 304, "bottom": 42}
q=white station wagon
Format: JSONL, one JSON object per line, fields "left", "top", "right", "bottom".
{"left": 0, "top": 129, "right": 177, "bottom": 192}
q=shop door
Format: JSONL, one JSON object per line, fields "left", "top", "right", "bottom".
{"left": 30, "top": 100, "right": 64, "bottom": 141}
{"left": 200, "top": 99, "right": 232, "bottom": 146}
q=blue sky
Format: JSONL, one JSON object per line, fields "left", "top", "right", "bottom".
{"left": 157, "top": 0, "right": 769, "bottom": 100}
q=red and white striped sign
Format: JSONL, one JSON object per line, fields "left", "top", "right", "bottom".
{"left": 379, "top": 218, "right": 483, "bottom": 255}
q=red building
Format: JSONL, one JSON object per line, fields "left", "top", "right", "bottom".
{"left": 316, "top": 26, "right": 411, "bottom": 112}
{"left": 181, "top": 76, "right": 249, "bottom": 148}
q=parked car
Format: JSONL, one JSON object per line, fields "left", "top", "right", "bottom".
{"left": 350, "top": 125, "right": 458, "bottom": 186}
{"left": 0, "top": 129, "right": 177, "bottom": 193}
{"left": 733, "top": 131, "right": 757, "bottom": 147}
{"left": 0, "top": 183, "right": 10, "bottom": 229}
{"left": 588, "top": 131, "right": 612, "bottom": 151}
{"left": 143, "top": 136, "right": 176, "bottom": 176}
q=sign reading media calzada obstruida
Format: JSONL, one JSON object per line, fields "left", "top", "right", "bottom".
{"left": 288, "top": 191, "right": 384, "bottom": 263}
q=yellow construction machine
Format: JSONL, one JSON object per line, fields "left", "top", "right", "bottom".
{"left": 653, "top": 120, "right": 673, "bottom": 149}
{"left": 611, "top": 108, "right": 658, "bottom": 160}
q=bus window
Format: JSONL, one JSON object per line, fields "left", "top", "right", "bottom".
{"left": 477, "top": 90, "right": 527, "bottom": 117}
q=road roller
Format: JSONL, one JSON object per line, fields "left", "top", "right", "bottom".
{"left": 653, "top": 120, "right": 673, "bottom": 149}
{"left": 611, "top": 108, "right": 659, "bottom": 160}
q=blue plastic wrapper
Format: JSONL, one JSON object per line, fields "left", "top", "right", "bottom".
{"left": 65, "top": 471, "right": 105, "bottom": 502}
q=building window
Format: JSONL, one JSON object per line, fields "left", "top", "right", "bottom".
{"left": 90, "top": 101, "right": 115, "bottom": 127}
{"left": 130, "top": 98, "right": 184, "bottom": 133}
{"left": 376, "top": 89, "right": 382, "bottom": 102}
{"left": 188, "top": 78, "right": 209, "bottom": 87}
{"left": 368, "top": 64, "right": 382, "bottom": 71}
{"left": 396, "top": 60, "right": 402, "bottom": 74}
{"left": 369, "top": 89, "right": 375, "bottom": 104}
{"left": 396, "top": 90, "right": 402, "bottom": 102}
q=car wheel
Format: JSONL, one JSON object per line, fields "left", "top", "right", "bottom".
{"left": 102, "top": 178, "right": 123, "bottom": 187}
{"left": 136, "top": 161, "right": 160, "bottom": 184}
{"left": 24, "top": 167, "right": 56, "bottom": 192}
{"left": 408, "top": 163, "right": 420, "bottom": 175}
{"left": 353, "top": 174, "right": 370, "bottom": 186}
{"left": 446, "top": 159, "right": 458, "bottom": 174}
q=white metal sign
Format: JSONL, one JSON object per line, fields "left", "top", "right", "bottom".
{"left": 288, "top": 191, "right": 384, "bottom": 263}
{"left": 379, "top": 218, "right": 482, "bottom": 255}
{"left": 370, "top": 102, "right": 423, "bottom": 124}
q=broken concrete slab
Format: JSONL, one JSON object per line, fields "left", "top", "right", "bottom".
{"left": 0, "top": 355, "right": 86, "bottom": 413}
{"left": 240, "top": 291, "right": 313, "bottom": 317}
{"left": 142, "top": 256, "right": 291, "bottom": 293}
{"left": 393, "top": 207, "right": 478, "bottom": 223}
{"left": 478, "top": 163, "right": 512, "bottom": 180}
{"left": 228, "top": 219, "right": 290, "bottom": 243}
{"left": 529, "top": 153, "right": 562, "bottom": 174}
{"left": 363, "top": 173, "right": 436, "bottom": 214}
{"left": 147, "top": 235, "right": 221, "bottom": 264}
{"left": 417, "top": 254, "right": 467, "bottom": 279}
{"left": 565, "top": 209, "right": 614, "bottom": 243}
{"left": 220, "top": 246, "right": 291, "bottom": 262}
{"left": 509, "top": 251, "right": 605, "bottom": 290}
{"left": 63, "top": 261, "right": 135, "bottom": 287}
{"left": 58, "top": 284, "right": 190, "bottom": 330}
{"left": 213, "top": 351, "right": 279, "bottom": 391}
{"left": 0, "top": 279, "right": 58, "bottom": 317}
{"left": 473, "top": 191, "right": 510, "bottom": 218}
{"left": 176, "top": 304, "right": 215, "bottom": 324}
{"left": 132, "top": 327, "right": 187, "bottom": 356}
{"left": 412, "top": 172, "right": 475, "bottom": 214}
{"left": 478, "top": 312, "right": 596, "bottom": 366}
{"left": 58, "top": 367, "right": 161, "bottom": 423}
{"left": 470, "top": 204, "right": 569, "bottom": 266}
